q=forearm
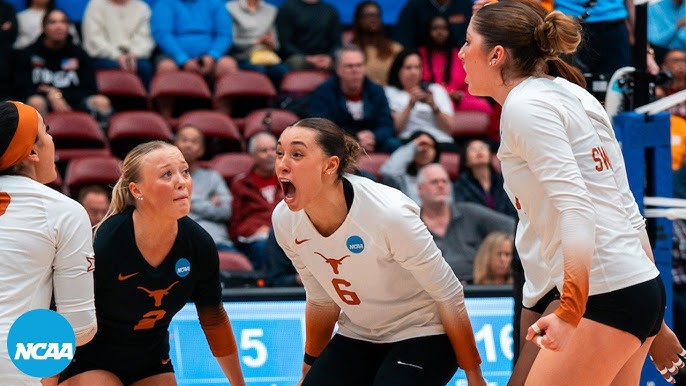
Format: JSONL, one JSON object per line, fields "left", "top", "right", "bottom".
{"left": 393, "top": 106, "right": 413, "bottom": 134}
{"left": 436, "top": 296, "right": 482, "bottom": 371}
{"left": 303, "top": 299, "right": 339, "bottom": 357}
{"left": 434, "top": 110, "right": 454, "bottom": 133}
{"left": 555, "top": 209, "right": 594, "bottom": 326}
{"left": 216, "top": 352, "right": 245, "bottom": 386}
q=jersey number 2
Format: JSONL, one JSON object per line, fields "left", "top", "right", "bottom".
{"left": 134, "top": 310, "right": 166, "bottom": 330}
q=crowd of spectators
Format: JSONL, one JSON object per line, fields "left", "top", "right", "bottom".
{"left": 0, "top": 0, "right": 683, "bottom": 302}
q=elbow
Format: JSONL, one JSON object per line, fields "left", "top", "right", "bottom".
{"left": 75, "top": 322, "right": 97, "bottom": 346}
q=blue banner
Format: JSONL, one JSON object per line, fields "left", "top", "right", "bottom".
{"left": 169, "top": 297, "right": 514, "bottom": 385}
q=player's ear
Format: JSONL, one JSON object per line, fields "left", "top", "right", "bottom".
{"left": 324, "top": 155, "right": 340, "bottom": 176}
{"left": 128, "top": 182, "right": 141, "bottom": 198}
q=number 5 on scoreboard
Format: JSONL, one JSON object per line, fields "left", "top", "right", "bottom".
{"left": 240, "top": 328, "right": 268, "bottom": 368}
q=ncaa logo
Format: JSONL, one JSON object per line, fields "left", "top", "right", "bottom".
{"left": 346, "top": 235, "right": 365, "bottom": 254}
{"left": 175, "top": 258, "right": 191, "bottom": 278}
{"left": 7, "top": 309, "right": 76, "bottom": 377}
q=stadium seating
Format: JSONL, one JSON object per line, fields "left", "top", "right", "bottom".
{"left": 96, "top": 69, "right": 148, "bottom": 111}
{"left": 356, "top": 152, "right": 390, "bottom": 181}
{"left": 44, "top": 111, "right": 110, "bottom": 163}
{"left": 440, "top": 152, "right": 460, "bottom": 181}
{"left": 107, "top": 111, "right": 173, "bottom": 159}
{"left": 177, "top": 110, "right": 243, "bottom": 157}
{"left": 242, "top": 108, "right": 299, "bottom": 141}
{"left": 214, "top": 71, "right": 277, "bottom": 118}
{"left": 149, "top": 71, "right": 212, "bottom": 120}
{"left": 63, "top": 155, "right": 121, "bottom": 198}
{"left": 209, "top": 152, "right": 254, "bottom": 186}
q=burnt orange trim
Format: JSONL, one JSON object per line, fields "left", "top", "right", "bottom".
{"left": 0, "top": 102, "right": 39, "bottom": 171}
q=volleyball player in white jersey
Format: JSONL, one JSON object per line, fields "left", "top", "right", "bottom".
{"left": 0, "top": 101, "right": 97, "bottom": 385}
{"left": 272, "top": 117, "right": 486, "bottom": 386}
{"left": 458, "top": 2, "right": 683, "bottom": 385}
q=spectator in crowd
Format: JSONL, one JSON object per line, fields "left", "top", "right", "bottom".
{"left": 14, "top": 0, "right": 79, "bottom": 50}
{"left": 454, "top": 139, "right": 516, "bottom": 217}
{"left": 394, "top": 0, "right": 472, "bottom": 49}
{"left": 309, "top": 44, "right": 401, "bottom": 153}
{"left": 379, "top": 130, "right": 441, "bottom": 204}
{"left": 13, "top": 9, "right": 112, "bottom": 129}
{"left": 417, "top": 163, "right": 514, "bottom": 282}
{"left": 264, "top": 229, "right": 302, "bottom": 287}
{"left": 151, "top": 0, "right": 237, "bottom": 119}
{"left": 553, "top": 0, "right": 633, "bottom": 75}
{"left": 275, "top": 0, "right": 341, "bottom": 71}
{"left": 77, "top": 184, "right": 111, "bottom": 226}
{"left": 0, "top": 101, "right": 96, "bottom": 385}
{"left": 655, "top": 49, "right": 686, "bottom": 171}
{"left": 419, "top": 15, "right": 492, "bottom": 116}
{"left": 648, "top": 0, "right": 685, "bottom": 59}
{"left": 230, "top": 132, "right": 283, "bottom": 270}
{"left": 350, "top": 0, "right": 402, "bottom": 86}
{"left": 385, "top": 49, "right": 456, "bottom": 150}
{"left": 81, "top": 0, "right": 155, "bottom": 88}
{"left": 0, "top": 0, "right": 17, "bottom": 101}
{"left": 227, "top": 0, "right": 288, "bottom": 87}
{"left": 472, "top": 231, "right": 514, "bottom": 285}
{"left": 174, "top": 124, "right": 236, "bottom": 252}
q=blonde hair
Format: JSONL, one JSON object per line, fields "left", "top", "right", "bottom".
{"left": 93, "top": 141, "right": 176, "bottom": 237}
{"left": 473, "top": 231, "right": 514, "bottom": 285}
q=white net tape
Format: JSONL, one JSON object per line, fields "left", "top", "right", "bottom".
{"left": 644, "top": 197, "right": 686, "bottom": 219}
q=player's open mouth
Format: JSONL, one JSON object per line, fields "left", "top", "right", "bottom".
{"left": 280, "top": 180, "right": 295, "bottom": 199}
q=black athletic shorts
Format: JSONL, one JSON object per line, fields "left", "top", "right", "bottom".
{"left": 58, "top": 353, "right": 174, "bottom": 385}
{"left": 302, "top": 333, "right": 458, "bottom": 386}
{"left": 523, "top": 288, "right": 561, "bottom": 315}
{"left": 584, "top": 275, "right": 666, "bottom": 343}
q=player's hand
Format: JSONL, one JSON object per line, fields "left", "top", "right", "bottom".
{"left": 649, "top": 322, "right": 685, "bottom": 384}
{"left": 526, "top": 313, "right": 575, "bottom": 352}
{"left": 297, "top": 363, "right": 311, "bottom": 386}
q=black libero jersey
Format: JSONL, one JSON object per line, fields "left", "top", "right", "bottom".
{"left": 80, "top": 206, "right": 221, "bottom": 364}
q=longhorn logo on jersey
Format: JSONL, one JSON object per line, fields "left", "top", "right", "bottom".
{"left": 315, "top": 252, "right": 349, "bottom": 274}
{"left": 137, "top": 281, "right": 179, "bottom": 307}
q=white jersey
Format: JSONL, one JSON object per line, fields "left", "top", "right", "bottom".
{"left": 499, "top": 77, "right": 658, "bottom": 304}
{"left": 0, "top": 176, "right": 96, "bottom": 385}
{"left": 272, "top": 174, "right": 463, "bottom": 343}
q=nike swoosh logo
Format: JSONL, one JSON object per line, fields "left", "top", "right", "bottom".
{"left": 161, "top": 358, "right": 171, "bottom": 365}
{"left": 118, "top": 272, "right": 139, "bottom": 281}
{"left": 294, "top": 238, "right": 310, "bottom": 245}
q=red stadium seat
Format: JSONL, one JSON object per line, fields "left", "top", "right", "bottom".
{"left": 149, "top": 71, "right": 212, "bottom": 119}
{"left": 279, "top": 70, "right": 330, "bottom": 97}
{"left": 356, "top": 153, "right": 390, "bottom": 181}
{"left": 214, "top": 71, "right": 277, "bottom": 118}
{"left": 177, "top": 110, "right": 243, "bottom": 157}
{"left": 44, "top": 112, "right": 110, "bottom": 163}
{"left": 440, "top": 152, "right": 460, "bottom": 181}
{"left": 218, "top": 251, "right": 253, "bottom": 271}
{"left": 451, "top": 111, "right": 492, "bottom": 140}
{"left": 63, "top": 155, "right": 121, "bottom": 198}
{"left": 242, "top": 108, "right": 298, "bottom": 141}
{"left": 96, "top": 69, "right": 147, "bottom": 111}
{"left": 209, "top": 152, "right": 254, "bottom": 186}
{"left": 107, "top": 111, "right": 173, "bottom": 159}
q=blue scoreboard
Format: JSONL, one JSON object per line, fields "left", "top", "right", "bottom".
{"left": 168, "top": 297, "right": 514, "bottom": 385}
